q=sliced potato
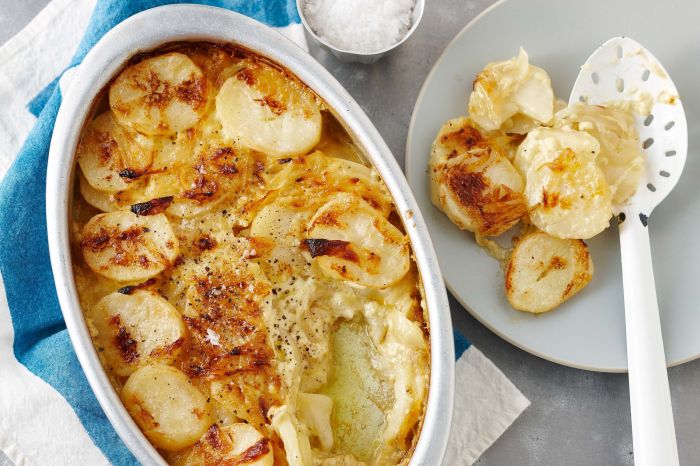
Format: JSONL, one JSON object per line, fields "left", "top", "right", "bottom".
{"left": 268, "top": 151, "right": 393, "bottom": 217}
{"left": 79, "top": 171, "right": 155, "bottom": 213}
{"left": 151, "top": 128, "right": 198, "bottom": 172}
{"left": 164, "top": 234, "right": 272, "bottom": 315}
{"left": 180, "top": 248, "right": 272, "bottom": 321}
{"left": 430, "top": 117, "right": 499, "bottom": 161}
{"left": 435, "top": 155, "right": 527, "bottom": 237}
{"left": 468, "top": 48, "right": 554, "bottom": 133}
{"left": 322, "top": 157, "right": 393, "bottom": 216}
{"left": 216, "top": 61, "right": 321, "bottom": 157}
{"left": 251, "top": 201, "right": 309, "bottom": 241}
{"left": 250, "top": 152, "right": 392, "bottom": 236}
{"left": 429, "top": 117, "right": 524, "bottom": 164}
{"left": 297, "top": 393, "right": 333, "bottom": 451}
{"left": 110, "top": 52, "right": 209, "bottom": 135}
{"left": 507, "top": 64, "right": 554, "bottom": 126}
{"left": 77, "top": 111, "right": 155, "bottom": 192}
{"left": 122, "top": 365, "right": 212, "bottom": 451}
{"left": 80, "top": 211, "right": 179, "bottom": 282}
{"left": 171, "top": 216, "right": 245, "bottom": 260}
{"left": 306, "top": 192, "right": 409, "bottom": 288}
{"left": 91, "top": 290, "right": 184, "bottom": 376}
{"left": 249, "top": 152, "right": 396, "bottom": 282}
{"left": 166, "top": 240, "right": 281, "bottom": 431}
{"left": 168, "top": 145, "right": 248, "bottom": 218}
{"left": 517, "top": 128, "right": 612, "bottom": 239}
{"left": 144, "top": 115, "right": 266, "bottom": 219}
{"left": 513, "top": 126, "right": 599, "bottom": 175}
{"left": 525, "top": 152, "right": 612, "bottom": 239}
{"left": 79, "top": 171, "right": 118, "bottom": 212}
{"left": 89, "top": 144, "right": 252, "bottom": 220}
{"left": 555, "top": 103, "right": 644, "bottom": 205}
{"left": 79, "top": 126, "right": 193, "bottom": 213}
{"left": 184, "top": 423, "right": 274, "bottom": 466}
{"left": 430, "top": 118, "right": 527, "bottom": 236}
{"left": 505, "top": 231, "right": 593, "bottom": 313}
{"left": 250, "top": 199, "right": 313, "bottom": 281}
{"left": 209, "top": 379, "right": 279, "bottom": 432}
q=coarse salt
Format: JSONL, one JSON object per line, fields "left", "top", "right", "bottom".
{"left": 303, "top": 0, "right": 416, "bottom": 54}
{"left": 205, "top": 328, "right": 222, "bottom": 347}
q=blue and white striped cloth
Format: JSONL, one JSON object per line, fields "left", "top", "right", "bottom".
{"left": 0, "top": 1, "right": 529, "bottom": 464}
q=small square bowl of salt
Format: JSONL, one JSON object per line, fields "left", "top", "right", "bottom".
{"left": 297, "top": 0, "right": 425, "bottom": 64}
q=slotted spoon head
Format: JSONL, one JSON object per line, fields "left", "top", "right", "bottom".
{"left": 570, "top": 36, "right": 688, "bottom": 217}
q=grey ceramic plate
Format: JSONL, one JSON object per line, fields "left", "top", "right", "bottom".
{"left": 405, "top": 0, "right": 700, "bottom": 371}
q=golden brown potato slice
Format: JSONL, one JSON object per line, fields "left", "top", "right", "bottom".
{"left": 91, "top": 290, "right": 185, "bottom": 376}
{"left": 79, "top": 171, "right": 119, "bottom": 212}
{"left": 109, "top": 53, "right": 209, "bottom": 135}
{"left": 79, "top": 171, "right": 155, "bottom": 213}
{"left": 516, "top": 128, "right": 612, "bottom": 239}
{"left": 80, "top": 211, "right": 179, "bottom": 282}
{"left": 430, "top": 117, "right": 527, "bottom": 236}
{"left": 267, "top": 151, "right": 394, "bottom": 217}
{"left": 184, "top": 423, "right": 274, "bottom": 466}
{"left": 505, "top": 231, "right": 593, "bottom": 313}
{"left": 122, "top": 365, "right": 212, "bottom": 451}
{"left": 216, "top": 60, "right": 322, "bottom": 157}
{"left": 77, "top": 111, "right": 155, "bottom": 193}
{"left": 249, "top": 199, "right": 313, "bottom": 282}
{"left": 306, "top": 192, "right": 410, "bottom": 289}
{"left": 130, "top": 113, "right": 271, "bottom": 219}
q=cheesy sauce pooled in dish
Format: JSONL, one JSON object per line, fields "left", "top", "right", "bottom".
{"left": 71, "top": 42, "right": 429, "bottom": 466}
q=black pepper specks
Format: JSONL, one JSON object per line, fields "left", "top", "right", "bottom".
{"left": 119, "top": 168, "right": 140, "bottom": 179}
{"left": 117, "top": 285, "right": 135, "bottom": 295}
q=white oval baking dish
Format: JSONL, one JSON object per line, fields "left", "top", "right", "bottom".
{"left": 46, "top": 5, "right": 454, "bottom": 465}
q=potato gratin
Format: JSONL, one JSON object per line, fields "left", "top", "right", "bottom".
{"left": 71, "top": 42, "right": 430, "bottom": 465}
{"left": 430, "top": 48, "right": 645, "bottom": 313}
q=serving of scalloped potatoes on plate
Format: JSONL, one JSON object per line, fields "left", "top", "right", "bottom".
{"left": 430, "top": 48, "right": 645, "bottom": 314}
{"left": 71, "top": 42, "right": 430, "bottom": 466}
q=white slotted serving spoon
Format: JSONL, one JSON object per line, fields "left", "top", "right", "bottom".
{"left": 571, "top": 37, "right": 687, "bottom": 466}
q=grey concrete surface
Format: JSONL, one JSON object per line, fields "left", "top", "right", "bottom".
{"left": 2, "top": 1, "right": 700, "bottom": 465}
{"left": 0, "top": 0, "right": 50, "bottom": 44}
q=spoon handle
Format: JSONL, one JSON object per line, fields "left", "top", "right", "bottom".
{"left": 619, "top": 215, "right": 679, "bottom": 466}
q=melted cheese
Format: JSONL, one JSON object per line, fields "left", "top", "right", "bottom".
{"left": 72, "top": 43, "right": 429, "bottom": 466}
